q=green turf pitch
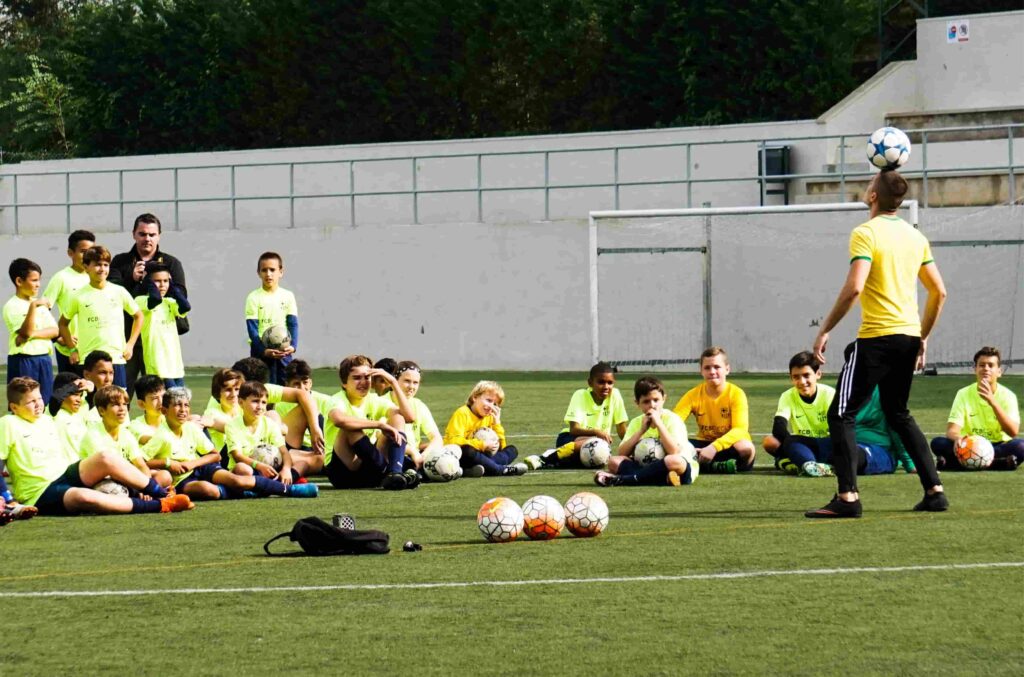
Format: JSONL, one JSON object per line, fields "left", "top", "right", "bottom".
{"left": 1, "top": 370, "right": 1022, "bottom": 676}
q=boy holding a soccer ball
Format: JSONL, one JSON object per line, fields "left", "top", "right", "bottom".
{"left": 595, "top": 376, "right": 696, "bottom": 487}
{"left": 244, "top": 252, "right": 298, "bottom": 385}
{"left": 539, "top": 362, "right": 629, "bottom": 468}
{"left": 930, "top": 346, "right": 1022, "bottom": 470}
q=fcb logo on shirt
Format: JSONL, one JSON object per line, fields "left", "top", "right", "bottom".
{"left": 720, "top": 407, "right": 730, "bottom": 418}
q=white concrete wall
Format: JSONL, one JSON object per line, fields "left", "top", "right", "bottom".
{"left": 915, "top": 11, "right": 1024, "bottom": 113}
{"left": 3, "top": 206, "right": 1020, "bottom": 373}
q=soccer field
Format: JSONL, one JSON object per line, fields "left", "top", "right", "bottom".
{"left": 1, "top": 370, "right": 1022, "bottom": 676}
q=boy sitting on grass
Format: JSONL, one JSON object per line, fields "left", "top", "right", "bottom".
{"left": 49, "top": 371, "right": 92, "bottom": 453}
{"left": 129, "top": 374, "right": 166, "bottom": 445}
{"left": 226, "top": 381, "right": 295, "bottom": 484}
{"left": 0, "top": 377, "right": 192, "bottom": 516}
{"left": 539, "top": 362, "right": 628, "bottom": 468}
{"left": 596, "top": 376, "right": 697, "bottom": 487}
{"left": 930, "top": 346, "right": 1022, "bottom": 470}
{"left": 673, "top": 346, "right": 756, "bottom": 473}
{"left": 444, "top": 380, "right": 535, "bottom": 477}
{"left": 81, "top": 385, "right": 172, "bottom": 487}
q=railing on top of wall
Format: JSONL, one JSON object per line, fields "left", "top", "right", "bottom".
{"left": 0, "top": 123, "right": 1020, "bottom": 233}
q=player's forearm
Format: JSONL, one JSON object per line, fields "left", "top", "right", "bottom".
{"left": 714, "top": 428, "right": 748, "bottom": 451}
{"left": 919, "top": 293, "right": 945, "bottom": 341}
{"left": 285, "top": 314, "right": 298, "bottom": 351}
{"left": 57, "top": 316, "right": 74, "bottom": 347}
{"left": 944, "top": 423, "right": 962, "bottom": 442}
{"left": 618, "top": 432, "right": 643, "bottom": 455}
{"left": 772, "top": 416, "right": 790, "bottom": 445}
{"left": 989, "top": 403, "right": 1019, "bottom": 437}
{"left": 654, "top": 423, "right": 680, "bottom": 455}
{"left": 820, "top": 287, "right": 859, "bottom": 335}
{"left": 127, "top": 313, "right": 144, "bottom": 346}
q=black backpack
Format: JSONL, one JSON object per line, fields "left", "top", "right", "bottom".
{"left": 264, "top": 517, "right": 390, "bottom": 556}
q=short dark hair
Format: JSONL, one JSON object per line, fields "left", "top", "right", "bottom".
{"left": 257, "top": 252, "right": 283, "bottom": 270}
{"left": 700, "top": 346, "right": 729, "bottom": 366}
{"left": 7, "top": 377, "right": 40, "bottom": 406}
{"left": 211, "top": 368, "right": 244, "bottom": 399}
{"left": 146, "top": 261, "right": 171, "bottom": 277}
{"left": 373, "top": 357, "right": 397, "bottom": 375}
{"left": 239, "top": 381, "right": 268, "bottom": 401}
{"left": 339, "top": 355, "right": 372, "bottom": 384}
{"left": 974, "top": 346, "right": 1002, "bottom": 366}
{"left": 8, "top": 258, "right": 41, "bottom": 284}
{"left": 83, "top": 350, "right": 114, "bottom": 371}
{"left": 94, "top": 384, "right": 129, "bottom": 409}
{"left": 874, "top": 170, "right": 908, "bottom": 212}
{"left": 634, "top": 376, "right": 665, "bottom": 401}
{"left": 788, "top": 351, "right": 821, "bottom": 372}
{"left": 68, "top": 230, "right": 96, "bottom": 250}
{"left": 133, "top": 213, "right": 161, "bottom": 234}
{"left": 49, "top": 371, "right": 83, "bottom": 415}
{"left": 82, "top": 245, "right": 111, "bottom": 265}
{"left": 231, "top": 358, "right": 268, "bottom": 384}
{"left": 134, "top": 374, "right": 165, "bottom": 401}
{"left": 285, "top": 359, "right": 313, "bottom": 383}
{"left": 589, "top": 362, "right": 616, "bottom": 380}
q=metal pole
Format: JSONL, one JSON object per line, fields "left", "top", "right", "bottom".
{"left": 588, "top": 214, "right": 600, "bottom": 365}
{"left": 65, "top": 172, "right": 71, "bottom": 233}
{"left": 613, "top": 148, "right": 620, "bottom": 210}
{"left": 288, "top": 163, "right": 295, "bottom": 229}
{"left": 173, "top": 168, "right": 179, "bottom": 230}
{"left": 686, "top": 144, "right": 692, "bottom": 208}
{"left": 349, "top": 161, "right": 356, "bottom": 227}
{"left": 839, "top": 135, "right": 846, "bottom": 201}
{"left": 1009, "top": 125, "right": 1016, "bottom": 205}
{"left": 921, "top": 131, "right": 929, "bottom": 208}
{"left": 758, "top": 140, "right": 766, "bottom": 206}
{"left": 703, "top": 202, "right": 713, "bottom": 349}
{"left": 411, "top": 157, "right": 418, "bottom": 224}
{"left": 476, "top": 155, "right": 483, "bottom": 223}
{"left": 12, "top": 174, "right": 18, "bottom": 235}
{"left": 118, "top": 170, "right": 125, "bottom": 232}
{"left": 544, "top": 151, "right": 550, "bottom": 220}
{"left": 230, "top": 165, "right": 237, "bottom": 230}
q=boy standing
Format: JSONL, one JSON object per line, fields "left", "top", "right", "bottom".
{"left": 673, "top": 347, "right": 756, "bottom": 473}
{"left": 540, "top": 362, "right": 629, "bottom": 468}
{"left": 59, "top": 246, "right": 143, "bottom": 388}
{"left": 5, "top": 259, "right": 58, "bottom": 404}
{"left": 930, "top": 346, "right": 1022, "bottom": 470}
{"left": 595, "top": 376, "right": 697, "bottom": 487}
{"left": 244, "top": 252, "right": 297, "bottom": 385}
{"left": 134, "top": 262, "right": 190, "bottom": 388}
{"left": 42, "top": 230, "right": 95, "bottom": 373}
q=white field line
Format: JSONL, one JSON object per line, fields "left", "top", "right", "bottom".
{"left": 3, "top": 562, "right": 1021, "bottom": 599}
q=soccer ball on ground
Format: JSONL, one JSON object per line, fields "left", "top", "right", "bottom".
{"left": 563, "top": 492, "right": 609, "bottom": 538}
{"left": 93, "top": 479, "right": 129, "bottom": 496}
{"left": 422, "top": 445, "right": 462, "bottom": 482}
{"left": 634, "top": 438, "right": 665, "bottom": 466}
{"left": 955, "top": 435, "right": 994, "bottom": 470}
{"left": 477, "top": 497, "right": 524, "bottom": 543}
{"left": 261, "top": 325, "right": 292, "bottom": 350}
{"left": 866, "top": 126, "right": 911, "bottom": 170}
{"left": 579, "top": 438, "right": 611, "bottom": 468}
{"left": 521, "top": 495, "right": 565, "bottom": 540}
{"left": 474, "top": 427, "right": 499, "bottom": 450}
{"left": 251, "top": 443, "right": 283, "bottom": 470}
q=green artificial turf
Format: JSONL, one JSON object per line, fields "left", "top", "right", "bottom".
{"left": 1, "top": 370, "right": 1021, "bottom": 676}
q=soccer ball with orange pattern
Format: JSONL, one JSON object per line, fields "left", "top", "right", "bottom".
{"left": 955, "top": 435, "right": 994, "bottom": 470}
{"left": 563, "top": 492, "right": 609, "bottom": 538}
{"left": 477, "top": 496, "right": 524, "bottom": 543}
{"left": 521, "top": 495, "right": 565, "bottom": 540}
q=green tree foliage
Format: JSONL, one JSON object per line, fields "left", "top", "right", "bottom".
{"left": 1, "top": 0, "right": 1012, "bottom": 159}
{"left": 0, "top": 53, "right": 77, "bottom": 157}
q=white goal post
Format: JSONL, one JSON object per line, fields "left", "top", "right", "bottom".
{"left": 587, "top": 201, "right": 919, "bottom": 368}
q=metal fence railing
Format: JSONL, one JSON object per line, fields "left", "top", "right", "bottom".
{"left": 1, "top": 123, "right": 1021, "bottom": 233}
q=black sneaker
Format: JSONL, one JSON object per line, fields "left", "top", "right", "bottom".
{"left": 463, "top": 465, "right": 486, "bottom": 478}
{"left": 913, "top": 491, "right": 949, "bottom": 512}
{"left": 402, "top": 469, "right": 422, "bottom": 489}
{"left": 805, "top": 494, "right": 862, "bottom": 518}
{"left": 381, "top": 473, "right": 408, "bottom": 490}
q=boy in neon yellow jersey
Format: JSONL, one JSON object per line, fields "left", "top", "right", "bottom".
{"left": 226, "top": 381, "right": 294, "bottom": 484}
{"left": 0, "top": 377, "right": 191, "bottom": 515}
{"left": 931, "top": 346, "right": 1022, "bottom": 470}
{"left": 762, "top": 351, "right": 836, "bottom": 477}
{"left": 673, "top": 346, "right": 756, "bottom": 473}
{"left": 595, "top": 376, "right": 697, "bottom": 487}
{"left": 245, "top": 252, "right": 297, "bottom": 386}
{"left": 134, "top": 263, "right": 189, "bottom": 388}
{"left": 540, "top": 362, "right": 628, "bottom": 468}
{"left": 59, "top": 246, "right": 143, "bottom": 388}
{"left": 390, "top": 360, "right": 442, "bottom": 467}
{"left": 129, "top": 375, "right": 165, "bottom": 445}
{"left": 5, "top": 258, "right": 59, "bottom": 404}
{"left": 49, "top": 371, "right": 92, "bottom": 453}
{"left": 42, "top": 229, "right": 94, "bottom": 373}
{"left": 80, "top": 385, "right": 170, "bottom": 486}
{"left": 143, "top": 387, "right": 317, "bottom": 501}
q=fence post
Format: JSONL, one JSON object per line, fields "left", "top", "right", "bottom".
{"left": 411, "top": 157, "right": 419, "bottom": 224}
{"left": 703, "top": 202, "right": 713, "bottom": 349}
{"left": 65, "top": 172, "right": 71, "bottom": 233}
{"left": 686, "top": 144, "right": 692, "bottom": 208}
{"left": 613, "top": 147, "right": 620, "bottom": 210}
{"left": 839, "top": 135, "right": 846, "bottom": 201}
{"left": 921, "top": 131, "right": 929, "bottom": 208}
{"left": 476, "top": 154, "right": 483, "bottom": 223}
{"left": 289, "top": 163, "right": 295, "bottom": 229}
{"left": 544, "top": 151, "right": 550, "bottom": 220}
{"left": 173, "top": 168, "right": 180, "bottom": 231}
{"left": 349, "top": 161, "right": 356, "bottom": 227}
{"left": 230, "top": 165, "right": 237, "bottom": 229}
{"left": 1009, "top": 125, "right": 1016, "bottom": 205}
{"left": 118, "top": 170, "right": 125, "bottom": 231}
{"left": 12, "top": 174, "right": 18, "bottom": 235}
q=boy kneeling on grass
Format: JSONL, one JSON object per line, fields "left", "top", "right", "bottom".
{"left": 0, "top": 377, "right": 192, "bottom": 516}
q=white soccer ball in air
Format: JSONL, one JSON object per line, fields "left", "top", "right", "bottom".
{"left": 261, "top": 325, "right": 292, "bottom": 350}
{"left": 474, "top": 427, "right": 499, "bottom": 450}
{"left": 579, "top": 438, "right": 611, "bottom": 468}
{"left": 634, "top": 437, "right": 665, "bottom": 466}
{"left": 866, "top": 126, "right": 911, "bottom": 170}
{"left": 422, "top": 445, "right": 463, "bottom": 482}
{"left": 251, "top": 443, "right": 283, "bottom": 470}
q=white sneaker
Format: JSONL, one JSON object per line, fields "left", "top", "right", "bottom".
{"left": 523, "top": 455, "right": 542, "bottom": 470}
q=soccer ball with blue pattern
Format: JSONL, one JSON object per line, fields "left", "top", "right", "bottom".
{"left": 866, "top": 127, "right": 911, "bottom": 170}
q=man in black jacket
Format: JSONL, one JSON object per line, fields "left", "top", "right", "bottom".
{"left": 108, "top": 213, "right": 188, "bottom": 398}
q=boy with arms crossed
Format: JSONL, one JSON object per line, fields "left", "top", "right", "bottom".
{"left": 134, "top": 262, "right": 190, "bottom": 388}
{"left": 42, "top": 229, "right": 94, "bottom": 373}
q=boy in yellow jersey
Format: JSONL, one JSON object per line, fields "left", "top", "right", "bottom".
{"left": 931, "top": 346, "right": 1022, "bottom": 471}
{"left": 762, "top": 351, "right": 836, "bottom": 477}
{"left": 0, "top": 377, "right": 191, "bottom": 515}
{"left": 79, "top": 350, "right": 113, "bottom": 423}
{"left": 142, "top": 387, "right": 317, "bottom": 501}
{"left": 372, "top": 357, "right": 397, "bottom": 396}
{"left": 49, "top": 371, "right": 92, "bottom": 453}
{"left": 313, "top": 355, "right": 419, "bottom": 490}
{"left": 80, "top": 385, "right": 170, "bottom": 486}
{"left": 595, "top": 376, "right": 697, "bottom": 487}
{"left": 59, "top": 246, "right": 143, "bottom": 389}
{"left": 5, "top": 258, "right": 58, "bottom": 403}
{"left": 444, "top": 380, "right": 536, "bottom": 477}
{"left": 128, "top": 375, "right": 165, "bottom": 445}
{"left": 807, "top": 170, "right": 947, "bottom": 518}
{"left": 134, "top": 263, "right": 190, "bottom": 388}
{"left": 390, "top": 361, "right": 442, "bottom": 467}
{"left": 42, "top": 230, "right": 94, "bottom": 373}
{"left": 245, "top": 252, "right": 297, "bottom": 385}
{"left": 277, "top": 359, "right": 332, "bottom": 451}
{"left": 540, "top": 362, "right": 629, "bottom": 468}
{"left": 202, "top": 368, "right": 244, "bottom": 466}
{"left": 226, "top": 381, "right": 295, "bottom": 483}
{"left": 673, "top": 347, "right": 756, "bottom": 473}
